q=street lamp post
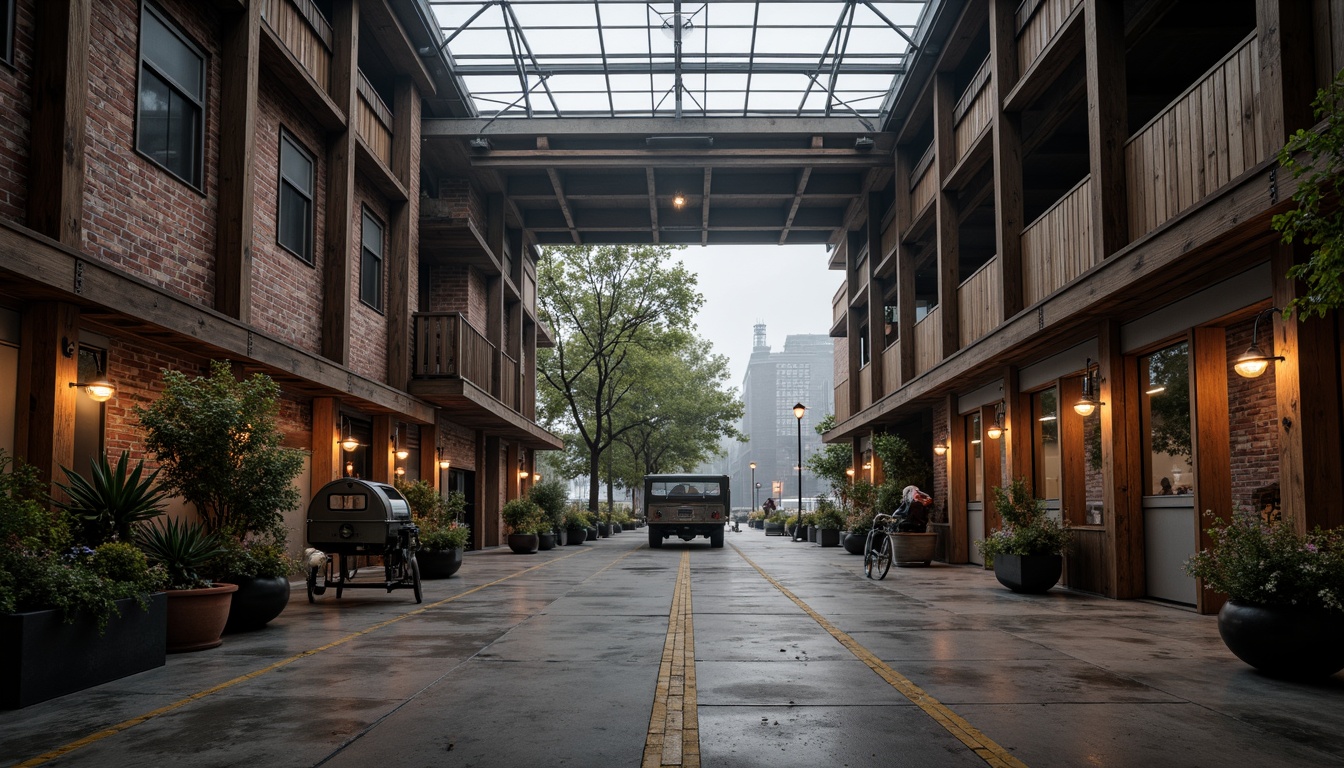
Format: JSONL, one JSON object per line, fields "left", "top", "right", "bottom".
{"left": 793, "top": 403, "right": 805, "bottom": 540}
{"left": 750, "top": 462, "right": 757, "bottom": 509}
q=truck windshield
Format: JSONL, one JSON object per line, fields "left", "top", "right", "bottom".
{"left": 648, "top": 481, "right": 723, "bottom": 498}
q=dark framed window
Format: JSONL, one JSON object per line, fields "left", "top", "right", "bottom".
{"left": 2, "top": 0, "right": 15, "bottom": 65}
{"left": 277, "top": 130, "right": 314, "bottom": 263}
{"left": 359, "top": 208, "right": 384, "bottom": 312}
{"left": 136, "top": 3, "right": 205, "bottom": 189}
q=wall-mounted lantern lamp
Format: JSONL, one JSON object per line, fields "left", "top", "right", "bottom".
{"left": 1073, "top": 358, "right": 1106, "bottom": 416}
{"left": 64, "top": 341, "right": 116, "bottom": 402}
{"left": 1234, "top": 307, "right": 1285, "bottom": 378}
{"left": 986, "top": 403, "right": 1006, "bottom": 440}
{"left": 933, "top": 439, "right": 949, "bottom": 456}
{"left": 340, "top": 416, "right": 360, "bottom": 452}
{"left": 393, "top": 427, "right": 409, "bottom": 461}
{"left": 394, "top": 466, "right": 405, "bottom": 477}
{"left": 437, "top": 446, "right": 451, "bottom": 470}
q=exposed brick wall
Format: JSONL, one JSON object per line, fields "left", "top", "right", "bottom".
{"left": 424, "top": 262, "right": 491, "bottom": 338}
{"left": 83, "top": 0, "right": 220, "bottom": 306}
{"left": 0, "top": 0, "right": 33, "bottom": 225}
{"left": 833, "top": 337, "right": 847, "bottom": 385}
{"left": 102, "top": 340, "right": 210, "bottom": 464}
{"left": 249, "top": 77, "right": 326, "bottom": 354}
{"left": 427, "top": 178, "right": 486, "bottom": 232}
{"left": 1226, "top": 316, "right": 1279, "bottom": 511}
{"left": 932, "top": 396, "right": 948, "bottom": 523}
{"left": 437, "top": 417, "right": 476, "bottom": 472}
{"left": 349, "top": 180, "right": 389, "bottom": 382}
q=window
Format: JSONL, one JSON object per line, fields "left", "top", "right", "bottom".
{"left": 1032, "top": 387, "right": 1060, "bottom": 502}
{"left": 277, "top": 131, "right": 314, "bottom": 263}
{"left": 2, "top": 0, "right": 15, "bottom": 65}
{"left": 359, "top": 208, "right": 384, "bottom": 311}
{"left": 136, "top": 4, "right": 205, "bottom": 189}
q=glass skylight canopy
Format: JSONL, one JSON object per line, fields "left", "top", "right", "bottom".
{"left": 427, "top": 1, "right": 937, "bottom": 122}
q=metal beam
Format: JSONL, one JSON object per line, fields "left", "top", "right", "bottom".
{"left": 646, "top": 167, "right": 660, "bottom": 244}
{"left": 700, "top": 167, "right": 712, "bottom": 246}
{"left": 468, "top": 148, "right": 893, "bottom": 169}
{"left": 423, "top": 116, "right": 880, "bottom": 137}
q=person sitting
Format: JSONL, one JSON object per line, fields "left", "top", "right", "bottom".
{"left": 892, "top": 486, "right": 931, "bottom": 532}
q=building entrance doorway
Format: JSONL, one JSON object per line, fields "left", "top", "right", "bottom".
{"left": 1139, "top": 341, "right": 1197, "bottom": 605}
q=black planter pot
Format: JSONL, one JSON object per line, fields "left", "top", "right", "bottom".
{"left": 807, "top": 526, "right": 818, "bottom": 543}
{"left": 598, "top": 523, "right": 611, "bottom": 538}
{"left": 613, "top": 523, "right": 623, "bottom": 533}
{"left": 1218, "top": 600, "right": 1344, "bottom": 678}
{"left": 587, "top": 526, "right": 600, "bottom": 542}
{"left": 817, "top": 528, "right": 841, "bottom": 547}
{"left": 507, "top": 533, "right": 540, "bottom": 554}
{"left": 555, "top": 528, "right": 568, "bottom": 546}
{"left": 566, "top": 527, "right": 587, "bottom": 545}
{"left": 223, "top": 575, "right": 291, "bottom": 633}
{"left": 418, "top": 548, "right": 464, "bottom": 579}
{"left": 1, "top": 594, "right": 167, "bottom": 709}
{"left": 843, "top": 533, "right": 866, "bottom": 555}
{"left": 538, "top": 532, "right": 557, "bottom": 550}
{"left": 992, "top": 553, "right": 1062, "bottom": 594}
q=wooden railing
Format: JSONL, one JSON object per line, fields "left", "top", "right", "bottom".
{"left": 1022, "top": 176, "right": 1093, "bottom": 305}
{"left": 1016, "top": 0, "right": 1083, "bottom": 75}
{"left": 910, "top": 143, "right": 938, "bottom": 217}
{"left": 859, "top": 364, "right": 872, "bottom": 410}
{"left": 832, "top": 281, "right": 847, "bottom": 329}
{"left": 356, "top": 71, "right": 394, "bottom": 166}
{"left": 882, "top": 339, "right": 901, "bottom": 395}
{"left": 500, "top": 353, "right": 518, "bottom": 410}
{"left": 957, "top": 256, "right": 1001, "bottom": 347}
{"left": 258, "top": 0, "right": 332, "bottom": 91}
{"left": 914, "top": 306, "right": 941, "bottom": 376}
{"left": 834, "top": 380, "right": 851, "bottom": 423}
{"left": 412, "top": 312, "right": 495, "bottom": 396}
{"left": 1125, "top": 33, "right": 1262, "bottom": 240}
{"left": 953, "top": 56, "right": 993, "bottom": 163}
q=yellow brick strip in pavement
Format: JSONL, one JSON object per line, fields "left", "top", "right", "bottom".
{"left": 642, "top": 550, "right": 700, "bottom": 768}
{"left": 731, "top": 544, "right": 1029, "bottom": 768}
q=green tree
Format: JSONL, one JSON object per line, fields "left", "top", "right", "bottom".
{"left": 807, "top": 414, "right": 855, "bottom": 498}
{"left": 536, "top": 245, "right": 701, "bottom": 511}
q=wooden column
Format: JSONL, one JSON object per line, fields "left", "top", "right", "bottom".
{"left": 1272, "top": 243, "right": 1344, "bottom": 531}
{"left": 506, "top": 442, "right": 521, "bottom": 502}
{"left": 1083, "top": 0, "right": 1129, "bottom": 258}
{"left": 385, "top": 77, "right": 419, "bottom": 391}
{"left": 321, "top": 0, "right": 358, "bottom": 364}
{"left": 946, "top": 394, "right": 968, "bottom": 564}
{"left": 1257, "top": 0, "right": 1316, "bottom": 160}
{"left": 1001, "top": 366, "right": 1032, "bottom": 482}
{"left": 989, "top": 0, "right": 1024, "bottom": 320}
{"left": 484, "top": 435, "right": 502, "bottom": 546}
{"left": 866, "top": 193, "right": 886, "bottom": 399}
{"left": 980, "top": 403, "right": 1004, "bottom": 535}
{"left": 371, "top": 415, "right": 393, "bottom": 483}
{"left": 214, "top": 1, "right": 260, "bottom": 322}
{"left": 14, "top": 303, "right": 80, "bottom": 494}
{"left": 473, "top": 430, "right": 489, "bottom": 549}
{"left": 933, "top": 72, "right": 960, "bottom": 358}
{"left": 842, "top": 239, "right": 862, "bottom": 410}
{"left": 1191, "top": 326, "right": 1232, "bottom": 615}
{"left": 419, "top": 419, "right": 440, "bottom": 492}
{"left": 1101, "top": 319, "right": 1144, "bottom": 598}
{"left": 311, "top": 397, "right": 341, "bottom": 487}
{"left": 27, "top": 0, "right": 90, "bottom": 246}
{"left": 1058, "top": 375, "right": 1086, "bottom": 528}
{"left": 894, "top": 227, "right": 916, "bottom": 383}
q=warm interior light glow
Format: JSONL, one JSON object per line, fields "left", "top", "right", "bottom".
{"left": 1038, "top": 415, "right": 1057, "bottom": 422}
{"left": 672, "top": 193, "right": 686, "bottom": 208}
{"left": 845, "top": 468, "right": 855, "bottom": 476}
{"left": 1234, "top": 350, "right": 1271, "bottom": 378}
{"left": 438, "top": 458, "right": 451, "bottom": 470}
{"left": 793, "top": 403, "right": 806, "bottom": 420}
{"left": 933, "top": 443, "right": 948, "bottom": 456}
{"left": 533, "top": 474, "right": 542, "bottom": 483}
{"left": 70, "top": 377, "right": 116, "bottom": 402}
{"left": 986, "top": 424, "right": 1004, "bottom": 440}
{"left": 341, "top": 437, "right": 359, "bottom": 452}
{"left": 1073, "top": 401, "right": 1096, "bottom": 417}
{"left": 519, "top": 470, "right": 530, "bottom": 479}
{"left": 970, "top": 439, "right": 982, "bottom": 445}
{"left": 1146, "top": 386, "right": 1166, "bottom": 395}
{"left": 395, "top": 448, "right": 409, "bottom": 460}
{"left": 395, "top": 466, "right": 405, "bottom": 476}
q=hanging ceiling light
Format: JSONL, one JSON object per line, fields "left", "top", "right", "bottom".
{"left": 340, "top": 417, "right": 359, "bottom": 453}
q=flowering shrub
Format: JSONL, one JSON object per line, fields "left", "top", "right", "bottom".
{"left": 1185, "top": 512, "right": 1344, "bottom": 612}
{"left": 977, "top": 478, "right": 1071, "bottom": 558}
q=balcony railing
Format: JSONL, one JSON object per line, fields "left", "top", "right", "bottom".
{"left": 500, "top": 352, "right": 518, "bottom": 411}
{"left": 882, "top": 339, "right": 901, "bottom": 396}
{"left": 957, "top": 256, "right": 1001, "bottom": 347}
{"left": 832, "top": 281, "right": 847, "bottom": 330}
{"left": 1125, "top": 33, "right": 1262, "bottom": 240}
{"left": 914, "top": 306, "right": 942, "bottom": 376}
{"left": 834, "top": 380, "right": 851, "bottom": 423}
{"left": 859, "top": 363, "right": 872, "bottom": 410}
{"left": 1016, "top": 0, "right": 1083, "bottom": 75}
{"left": 910, "top": 143, "right": 937, "bottom": 219}
{"left": 258, "top": 0, "right": 331, "bottom": 91}
{"left": 1022, "top": 176, "right": 1093, "bottom": 305}
{"left": 413, "top": 312, "right": 493, "bottom": 392}
{"left": 356, "top": 71, "right": 394, "bottom": 167}
{"left": 953, "top": 56, "right": 993, "bottom": 163}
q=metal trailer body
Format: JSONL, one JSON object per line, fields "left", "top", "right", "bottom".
{"left": 644, "top": 474, "right": 729, "bottom": 549}
{"left": 305, "top": 478, "right": 422, "bottom": 602}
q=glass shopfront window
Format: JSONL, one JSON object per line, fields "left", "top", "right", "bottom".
{"left": 1141, "top": 343, "right": 1194, "bottom": 497}
{"left": 1032, "top": 387, "right": 1060, "bottom": 502}
{"left": 967, "top": 412, "right": 982, "bottom": 503}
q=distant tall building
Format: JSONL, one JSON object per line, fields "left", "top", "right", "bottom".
{"left": 724, "top": 324, "right": 833, "bottom": 509}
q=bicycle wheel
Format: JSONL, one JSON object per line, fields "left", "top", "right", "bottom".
{"left": 873, "top": 533, "right": 893, "bottom": 580}
{"left": 863, "top": 530, "right": 881, "bottom": 579}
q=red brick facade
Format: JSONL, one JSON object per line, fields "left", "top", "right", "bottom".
{"left": 1225, "top": 316, "right": 1279, "bottom": 512}
{"left": 0, "top": 0, "right": 33, "bottom": 225}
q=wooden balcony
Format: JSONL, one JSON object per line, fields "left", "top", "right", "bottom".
{"left": 910, "top": 144, "right": 937, "bottom": 220}
{"left": 1016, "top": 0, "right": 1084, "bottom": 76}
{"left": 834, "top": 380, "right": 851, "bottom": 423}
{"left": 831, "top": 280, "right": 847, "bottom": 336}
{"left": 413, "top": 312, "right": 492, "bottom": 385}
{"left": 882, "top": 339, "right": 901, "bottom": 396}
{"left": 1022, "top": 176, "right": 1093, "bottom": 306}
{"left": 914, "top": 306, "right": 942, "bottom": 376}
{"left": 859, "top": 364, "right": 872, "bottom": 410}
{"left": 259, "top": 0, "right": 332, "bottom": 92}
{"left": 957, "top": 256, "right": 1001, "bottom": 347}
{"left": 1125, "top": 33, "right": 1263, "bottom": 240}
{"left": 953, "top": 56, "right": 993, "bottom": 164}
{"left": 500, "top": 352, "right": 518, "bottom": 412}
{"left": 356, "top": 71, "right": 394, "bottom": 167}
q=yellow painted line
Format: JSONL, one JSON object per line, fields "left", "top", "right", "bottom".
{"left": 17, "top": 547, "right": 602, "bottom": 768}
{"left": 731, "top": 544, "right": 1029, "bottom": 768}
{"left": 643, "top": 551, "right": 699, "bottom": 768}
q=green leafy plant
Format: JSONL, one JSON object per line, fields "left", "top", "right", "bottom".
{"left": 529, "top": 480, "right": 569, "bottom": 531}
{"left": 813, "top": 500, "right": 846, "bottom": 531}
{"left": 55, "top": 451, "right": 169, "bottom": 544}
{"left": 421, "top": 522, "right": 470, "bottom": 552}
{"left": 1185, "top": 512, "right": 1344, "bottom": 612}
{"left": 502, "top": 498, "right": 544, "bottom": 535}
{"left": 977, "top": 478, "right": 1071, "bottom": 558}
{"left": 136, "top": 517, "right": 226, "bottom": 590}
{"left": 209, "top": 531, "right": 299, "bottom": 579}
{"left": 1272, "top": 68, "right": 1344, "bottom": 319}
{"left": 563, "top": 506, "right": 593, "bottom": 529}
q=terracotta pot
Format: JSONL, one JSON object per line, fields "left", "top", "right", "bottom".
{"left": 165, "top": 583, "right": 237, "bottom": 653}
{"left": 1218, "top": 600, "right": 1344, "bottom": 678}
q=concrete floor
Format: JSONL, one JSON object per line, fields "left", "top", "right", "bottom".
{"left": 4, "top": 529, "right": 1343, "bottom": 767}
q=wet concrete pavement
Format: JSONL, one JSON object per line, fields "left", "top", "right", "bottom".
{"left": 3, "top": 528, "right": 1343, "bottom": 767}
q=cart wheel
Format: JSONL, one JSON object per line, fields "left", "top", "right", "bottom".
{"left": 410, "top": 555, "right": 422, "bottom": 604}
{"left": 306, "top": 567, "right": 318, "bottom": 604}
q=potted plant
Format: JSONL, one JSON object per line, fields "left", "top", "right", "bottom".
{"left": 843, "top": 512, "right": 870, "bottom": 555}
{"left": 398, "top": 480, "right": 469, "bottom": 578}
{"left": 55, "top": 450, "right": 170, "bottom": 544}
{"left": 1, "top": 452, "right": 168, "bottom": 709}
{"left": 1185, "top": 512, "right": 1344, "bottom": 678}
{"left": 813, "top": 501, "right": 845, "bottom": 547}
{"left": 977, "top": 478, "right": 1071, "bottom": 593}
{"left": 563, "top": 507, "right": 591, "bottom": 545}
{"left": 502, "top": 499, "right": 542, "bottom": 554}
{"left": 135, "top": 361, "right": 304, "bottom": 632}
{"left": 530, "top": 481, "right": 569, "bottom": 547}
{"left": 136, "top": 516, "right": 235, "bottom": 652}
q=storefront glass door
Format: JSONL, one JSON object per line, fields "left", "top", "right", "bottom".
{"left": 966, "top": 412, "right": 984, "bottom": 565}
{"left": 1140, "top": 342, "right": 1197, "bottom": 605}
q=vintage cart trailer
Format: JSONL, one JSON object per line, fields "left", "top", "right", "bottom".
{"left": 305, "top": 478, "right": 421, "bottom": 603}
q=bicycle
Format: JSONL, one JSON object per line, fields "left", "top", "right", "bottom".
{"left": 863, "top": 513, "right": 894, "bottom": 579}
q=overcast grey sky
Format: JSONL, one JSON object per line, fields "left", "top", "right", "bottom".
{"left": 676, "top": 243, "right": 839, "bottom": 390}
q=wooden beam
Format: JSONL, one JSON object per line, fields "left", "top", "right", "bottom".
{"left": 539, "top": 139, "right": 581, "bottom": 245}
{"left": 845, "top": 238, "right": 863, "bottom": 412}
{"left": 312, "top": 397, "right": 341, "bottom": 488}
{"left": 27, "top": 0, "right": 90, "bottom": 246}
{"left": 945, "top": 394, "right": 969, "bottom": 564}
{"left": 990, "top": 0, "right": 1025, "bottom": 320}
{"left": 866, "top": 192, "right": 886, "bottom": 398}
{"left": 1058, "top": 373, "right": 1086, "bottom": 527}
{"left": 1101, "top": 319, "right": 1144, "bottom": 599}
{"left": 701, "top": 168, "right": 712, "bottom": 246}
{"left": 215, "top": 0, "right": 260, "bottom": 323}
{"left": 1257, "top": 0, "right": 1316, "bottom": 159}
{"left": 419, "top": 420, "right": 440, "bottom": 491}
{"left": 934, "top": 73, "right": 960, "bottom": 359}
{"left": 645, "top": 167, "right": 660, "bottom": 244}
{"left": 14, "top": 303, "right": 79, "bottom": 494}
{"left": 372, "top": 415, "right": 394, "bottom": 483}
{"left": 980, "top": 402, "right": 1004, "bottom": 537}
{"left": 1001, "top": 365, "right": 1032, "bottom": 483}
{"left": 321, "top": 0, "right": 359, "bottom": 364}
{"left": 1191, "top": 326, "right": 1231, "bottom": 615}
{"left": 386, "top": 77, "right": 418, "bottom": 391}
{"left": 1083, "top": 0, "right": 1129, "bottom": 258}
{"left": 484, "top": 435, "right": 502, "bottom": 547}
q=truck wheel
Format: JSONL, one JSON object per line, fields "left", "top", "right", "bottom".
{"left": 648, "top": 529, "right": 663, "bottom": 548}
{"left": 710, "top": 528, "right": 724, "bottom": 548}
